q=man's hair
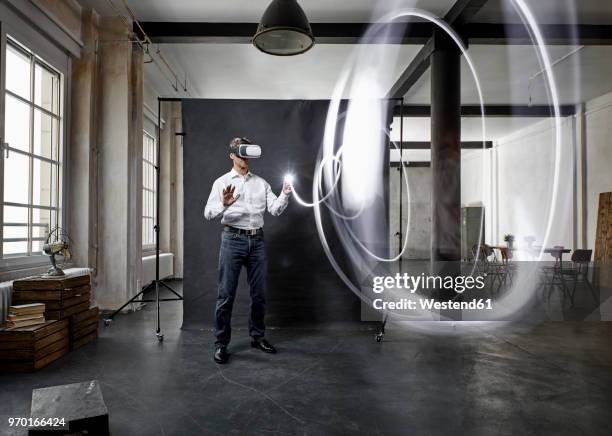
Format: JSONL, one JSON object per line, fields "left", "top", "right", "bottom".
{"left": 229, "top": 137, "right": 252, "bottom": 155}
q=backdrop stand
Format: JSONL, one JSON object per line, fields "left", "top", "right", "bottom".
{"left": 104, "top": 97, "right": 183, "bottom": 341}
{"left": 376, "top": 97, "right": 404, "bottom": 343}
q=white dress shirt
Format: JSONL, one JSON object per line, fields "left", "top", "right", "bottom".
{"left": 204, "top": 168, "right": 289, "bottom": 229}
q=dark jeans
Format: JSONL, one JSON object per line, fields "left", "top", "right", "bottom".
{"left": 214, "top": 231, "right": 267, "bottom": 346}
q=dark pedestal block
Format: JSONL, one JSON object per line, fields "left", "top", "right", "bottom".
{"left": 29, "top": 380, "right": 109, "bottom": 435}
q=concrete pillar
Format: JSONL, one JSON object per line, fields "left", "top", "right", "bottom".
{"left": 94, "top": 16, "right": 143, "bottom": 309}
{"left": 69, "top": 9, "right": 98, "bottom": 270}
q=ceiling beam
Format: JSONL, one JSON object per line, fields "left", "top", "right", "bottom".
{"left": 390, "top": 161, "right": 431, "bottom": 168}
{"left": 139, "top": 22, "right": 612, "bottom": 46}
{"left": 390, "top": 141, "right": 493, "bottom": 149}
{"left": 386, "top": 0, "right": 490, "bottom": 99}
{"left": 138, "top": 22, "right": 433, "bottom": 44}
{"left": 468, "top": 23, "right": 612, "bottom": 45}
{"left": 393, "top": 105, "right": 577, "bottom": 117}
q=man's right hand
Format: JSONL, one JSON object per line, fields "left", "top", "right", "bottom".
{"left": 223, "top": 185, "right": 239, "bottom": 207}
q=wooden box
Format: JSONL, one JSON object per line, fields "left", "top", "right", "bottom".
{"left": 12, "top": 275, "right": 92, "bottom": 320}
{"left": 0, "top": 320, "right": 69, "bottom": 372}
{"left": 69, "top": 307, "right": 99, "bottom": 351}
{"left": 13, "top": 275, "right": 90, "bottom": 291}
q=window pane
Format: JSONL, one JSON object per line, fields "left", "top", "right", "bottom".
{"left": 3, "top": 206, "right": 28, "bottom": 241}
{"left": 5, "top": 94, "right": 31, "bottom": 152}
{"left": 6, "top": 43, "right": 31, "bottom": 100}
{"left": 32, "top": 207, "right": 54, "bottom": 253}
{"left": 33, "top": 159, "right": 59, "bottom": 207}
{"left": 3, "top": 224, "right": 27, "bottom": 240}
{"left": 33, "top": 109, "right": 58, "bottom": 160}
{"left": 3, "top": 241, "right": 28, "bottom": 256}
{"left": 34, "top": 63, "right": 60, "bottom": 115}
{"left": 3, "top": 205, "right": 28, "bottom": 223}
{"left": 3, "top": 152, "right": 29, "bottom": 204}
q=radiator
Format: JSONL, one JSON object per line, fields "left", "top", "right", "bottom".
{"left": 0, "top": 267, "right": 92, "bottom": 324}
{"left": 0, "top": 281, "right": 12, "bottom": 325}
{"left": 141, "top": 253, "right": 174, "bottom": 286}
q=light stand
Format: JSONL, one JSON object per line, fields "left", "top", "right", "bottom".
{"left": 104, "top": 97, "right": 183, "bottom": 341}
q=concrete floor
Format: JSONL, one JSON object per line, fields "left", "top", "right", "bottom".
{"left": 1, "top": 281, "right": 612, "bottom": 435}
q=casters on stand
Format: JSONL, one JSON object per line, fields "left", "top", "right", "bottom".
{"left": 156, "top": 331, "right": 164, "bottom": 342}
{"left": 103, "top": 319, "right": 112, "bottom": 327}
{"left": 375, "top": 312, "right": 388, "bottom": 343}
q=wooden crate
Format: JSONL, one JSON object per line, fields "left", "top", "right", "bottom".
{"left": 46, "top": 301, "right": 91, "bottom": 321}
{"left": 12, "top": 284, "right": 91, "bottom": 303}
{"left": 12, "top": 274, "right": 90, "bottom": 291}
{"left": 69, "top": 307, "right": 99, "bottom": 351}
{"left": 12, "top": 275, "right": 92, "bottom": 320}
{"left": 0, "top": 320, "right": 69, "bottom": 372}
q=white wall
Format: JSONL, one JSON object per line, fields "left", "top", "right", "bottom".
{"left": 461, "top": 116, "right": 575, "bottom": 257}
{"left": 461, "top": 150, "right": 494, "bottom": 244}
{"left": 460, "top": 89, "right": 612, "bottom": 257}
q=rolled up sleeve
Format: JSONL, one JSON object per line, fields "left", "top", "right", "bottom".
{"left": 266, "top": 183, "right": 289, "bottom": 216}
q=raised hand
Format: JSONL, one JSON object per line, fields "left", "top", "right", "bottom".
{"left": 222, "top": 185, "right": 239, "bottom": 207}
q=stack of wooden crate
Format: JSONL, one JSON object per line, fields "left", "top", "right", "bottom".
{"left": 0, "top": 320, "right": 69, "bottom": 372}
{"left": 1, "top": 274, "right": 100, "bottom": 370}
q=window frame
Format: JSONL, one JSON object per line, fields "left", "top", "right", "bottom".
{"left": 142, "top": 129, "right": 157, "bottom": 252}
{"left": 0, "top": 18, "right": 70, "bottom": 271}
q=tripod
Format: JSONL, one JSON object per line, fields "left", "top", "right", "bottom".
{"left": 103, "top": 97, "right": 183, "bottom": 341}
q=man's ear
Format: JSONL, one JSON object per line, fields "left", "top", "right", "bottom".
{"left": 229, "top": 152, "right": 235, "bottom": 159}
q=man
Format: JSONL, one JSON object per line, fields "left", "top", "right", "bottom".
{"left": 204, "top": 137, "right": 291, "bottom": 364}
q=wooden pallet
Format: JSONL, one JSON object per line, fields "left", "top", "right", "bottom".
{"left": 69, "top": 307, "right": 99, "bottom": 351}
{"left": 0, "top": 320, "right": 69, "bottom": 372}
{"left": 595, "top": 192, "right": 612, "bottom": 262}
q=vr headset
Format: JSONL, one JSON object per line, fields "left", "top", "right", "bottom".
{"left": 237, "top": 144, "right": 262, "bottom": 159}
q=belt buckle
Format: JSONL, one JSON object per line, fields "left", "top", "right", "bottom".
{"left": 247, "top": 229, "right": 256, "bottom": 236}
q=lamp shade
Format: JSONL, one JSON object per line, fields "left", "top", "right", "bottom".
{"left": 252, "top": 0, "right": 315, "bottom": 56}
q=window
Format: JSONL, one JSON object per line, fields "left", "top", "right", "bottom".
{"left": 1, "top": 38, "right": 63, "bottom": 258}
{"left": 142, "top": 131, "right": 156, "bottom": 249}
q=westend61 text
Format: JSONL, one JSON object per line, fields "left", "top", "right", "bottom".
{"left": 372, "top": 298, "right": 493, "bottom": 311}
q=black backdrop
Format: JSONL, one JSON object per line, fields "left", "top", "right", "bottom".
{"left": 181, "top": 99, "right": 363, "bottom": 330}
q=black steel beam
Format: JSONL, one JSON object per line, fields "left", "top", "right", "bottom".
{"left": 140, "top": 22, "right": 612, "bottom": 46}
{"left": 393, "top": 105, "right": 576, "bottom": 117}
{"left": 386, "top": 0, "right": 490, "bottom": 99}
{"left": 390, "top": 161, "right": 431, "bottom": 168}
{"left": 391, "top": 141, "right": 492, "bottom": 149}
{"left": 138, "top": 22, "right": 433, "bottom": 44}
{"left": 468, "top": 23, "right": 612, "bottom": 46}
{"left": 386, "top": 39, "right": 434, "bottom": 100}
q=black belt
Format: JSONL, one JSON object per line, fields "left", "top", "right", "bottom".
{"left": 224, "top": 226, "right": 263, "bottom": 236}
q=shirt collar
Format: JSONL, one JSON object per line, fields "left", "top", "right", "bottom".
{"left": 229, "top": 168, "right": 252, "bottom": 179}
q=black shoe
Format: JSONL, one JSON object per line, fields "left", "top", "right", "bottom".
{"left": 214, "top": 345, "right": 229, "bottom": 364}
{"left": 251, "top": 338, "right": 277, "bottom": 354}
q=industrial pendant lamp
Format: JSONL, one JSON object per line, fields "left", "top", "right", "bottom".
{"left": 253, "top": 0, "right": 315, "bottom": 56}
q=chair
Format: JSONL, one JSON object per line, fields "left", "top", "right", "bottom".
{"left": 541, "top": 246, "right": 571, "bottom": 306}
{"left": 478, "top": 244, "right": 509, "bottom": 292}
{"left": 561, "top": 249, "right": 597, "bottom": 306}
